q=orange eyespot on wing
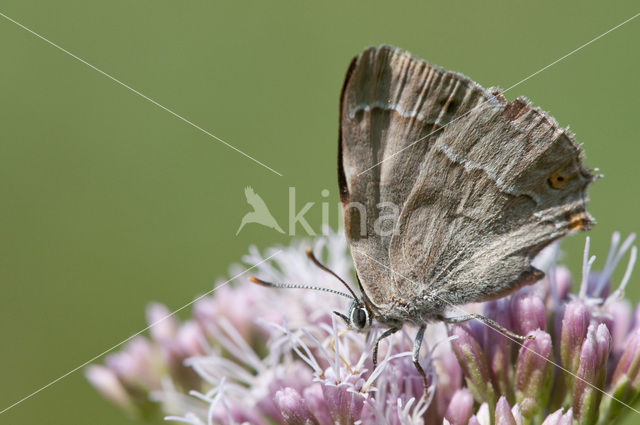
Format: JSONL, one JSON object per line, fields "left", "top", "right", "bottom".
{"left": 548, "top": 171, "right": 569, "bottom": 189}
{"left": 568, "top": 213, "right": 589, "bottom": 232}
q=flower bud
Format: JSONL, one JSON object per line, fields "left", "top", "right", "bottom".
{"left": 511, "top": 290, "right": 546, "bottom": 335}
{"left": 469, "top": 402, "right": 490, "bottom": 425}
{"left": 598, "top": 329, "right": 640, "bottom": 423}
{"left": 541, "top": 408, "right": 573, "bottom": 425}
{"left": 560, "top": 301, "right": 591, "bottom": 377}
{"left": 85, "top": 365, "right": 136, "bottom": 416}
{"left": 516, "top": 330, "right": 553, "bottom": 415}
{"left": 302, "top": 385, "right": 333, "bottom": 425}
{"left": 444, "top": 388, "right": 474, "bottom": 425}
{"left": 104, "top": 336, "right": 162, "bottom": 390}
{"left": 495, "top": 396, "right": 517, "bottom": 425}
{"left": 611, "top": 329, "right": 640, "bottom": 388}
{"left": 450, "top": 324, "right": 495, "bottom": 407}
{"left": 573, "top": 324, "right": 611, "bottom": 425}
{"left": 483, "top": 299, "right": 512, "bottom": 396}
{"left": 519, "top": 397, "right": 537, "bottom": 420}
{"left": 146, "top": 302, "right": 177, "bottom": 342}
{"left": 275, "top": 387, "right": 318, "bottom": 425}
{"left": 320, "top": 374, "right": 364, "bottom": 425}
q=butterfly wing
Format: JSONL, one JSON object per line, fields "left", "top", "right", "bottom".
{"left": 387, "top": 96, "right": 595, "bottom": 314}
{"left": 339, "top": 45, "right": 495, "bottom": 309}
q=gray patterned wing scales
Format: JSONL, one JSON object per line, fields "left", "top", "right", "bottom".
{"left": 388, "top": 97, "right": 596, "bottom": 316}
{"left": 339, "top": 45, "right": 492, "bottom": 308}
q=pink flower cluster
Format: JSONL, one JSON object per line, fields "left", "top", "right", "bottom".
{"left": 86, "top": 232, "right": 640, "bottom": 425}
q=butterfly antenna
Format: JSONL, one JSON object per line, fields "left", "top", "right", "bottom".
{"left": 305, "top": 249, "right": 361, "bottom": 301}
{"left": 249, "top": 276, "right": 354, "bottom": 300}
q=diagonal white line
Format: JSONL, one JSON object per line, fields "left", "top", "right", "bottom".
{"left": 0, "top": 250, "right": 281, "bottom": 416}
{"left": 0, "top": 11, "right": 283, "bottom": 177}
{"left": 502, "top": 11, "right": 640, "bottom": 93}
{"left": 357, "top": 11, "right": 640, "bottom": 176}
{"left": 353, "top": 247, "right": 640, "bottom": 416}
{"left": 0, "top": 4, "right": 637, "bottom": 419}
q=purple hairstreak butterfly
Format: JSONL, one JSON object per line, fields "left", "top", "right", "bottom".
{"left": 252, "top": 45, "right": 596, "bottom": 396}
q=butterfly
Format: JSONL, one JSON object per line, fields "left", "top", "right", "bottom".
{"left": 253, "top": 45, "right": 596, "bottom": 396}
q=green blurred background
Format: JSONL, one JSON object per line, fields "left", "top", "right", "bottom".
{"left": 1, "top": 1, "right": 639, "bottom": 424}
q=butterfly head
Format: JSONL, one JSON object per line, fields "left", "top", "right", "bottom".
{"left": 334, "top": 300, "right": 372, "bottom": 331}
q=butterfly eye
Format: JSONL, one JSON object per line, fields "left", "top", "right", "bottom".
{"left": 350, "top": 306, "right": 369, "bottom": 329}
{"left": 548, "top": 171, "right": 569, "bottom": 189}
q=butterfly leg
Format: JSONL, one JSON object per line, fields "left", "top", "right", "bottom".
{"left": 412, "top": 324, "right": 429, "bottom": 400}
{"left": 437, "top": 313, "right": 534, "bottom": 341}
{"left": 372, "top": 327, "right": 400, "bottom": 370}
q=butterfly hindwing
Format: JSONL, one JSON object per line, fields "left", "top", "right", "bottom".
{"left": 387, "top": 98, "right": 595, "bottom": 313}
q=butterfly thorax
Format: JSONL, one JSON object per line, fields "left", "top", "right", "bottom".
{"left": 369, "top": 291, "right": 449, "bottom": 327}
